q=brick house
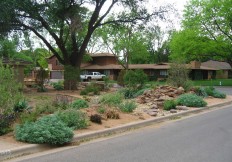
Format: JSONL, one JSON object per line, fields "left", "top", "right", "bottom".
{"left": 47, "top": 53, "right": 231, "bottom": 82}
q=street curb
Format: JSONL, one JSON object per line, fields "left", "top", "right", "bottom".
{"left": 1, "top": 100, "right": 232, "bottom": 161}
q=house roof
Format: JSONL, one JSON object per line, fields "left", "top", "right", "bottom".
{"left": 82, "top": 64, "right": 123, "bottom": 70}
{"left": 201, "top": 60, "right": 231, "bottom": 70}
{"left": 2, "top": 58, "right": 32, "bottom": 66}
{"left": 89, "top": 53, "right": 115, "bottom": 57}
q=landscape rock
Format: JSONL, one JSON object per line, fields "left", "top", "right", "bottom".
{"left": 176, "top": 106, "right": 189, "bottom": 110}
{"left": 170, "top": 109, "right": 177, "bottom": 113}
{"left": 148, "top": 112, "right": 158, "bottom": 116}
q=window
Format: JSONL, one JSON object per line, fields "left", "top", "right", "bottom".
{"left": 160, "top": 70, "right": 168, "bottom": 76}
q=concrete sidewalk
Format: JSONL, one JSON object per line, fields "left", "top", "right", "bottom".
{"left": 1, "top": 99, "right": 232, "bottom": 161}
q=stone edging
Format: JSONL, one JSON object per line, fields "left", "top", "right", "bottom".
{"left": 1, "top": 100, "right": 232, "bottom": 161}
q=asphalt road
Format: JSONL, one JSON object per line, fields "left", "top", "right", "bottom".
{"left": 11, "top": 103, "right": 232, "bottom": 162}
{"left": 215, "top": 86, "right": 232, "bottom": 95}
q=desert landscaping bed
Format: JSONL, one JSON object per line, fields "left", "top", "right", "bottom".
{"left": 1, "top": 85, "right": 231, "bottom": 147}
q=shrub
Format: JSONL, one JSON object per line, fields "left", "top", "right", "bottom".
{"left": 100, "top": 92, "right": 123, "bottom": 106}
{"left": 194, "top": 86, "right": 208, "bottom": 98}
{"left": 0, "top": 62, "right": 23, "bottom": 115}
{"left": 123, "top": 69, "right": 148, "bottom": 89}
{"left": 119, "top": 88, "right": 137, "bottom": 99}
{"left": 35, "top": 102, "right": 57, "bottom": 115}
{"left": 52, "top": 81, "right": 64, "bottom": 91}
{"left": 204, "top": 86, "right": 226, "bottom": 98}
{"left": 133, "top": 88, "right": 150, "bottom": 98}
{"left": 56, "top": 110, "right": 88, "bottom": 129}
{"left": 18, "top": 111, "right": 39, "bottom": 124}
{"left": 90, "top": 114, "right": 102, "bottom": 124}
{"left": 71, "top": 99, "right": 89, "bottom": 109}
{"left": 119, "top": 101, "right": 137, "bottom": 113}
{"left": 176, "top": 94, "right": 207, "bottom": 107}
{"left": 167, "top": 62, "right": 190, "bottom": 88}
{"left": 80, "top": 83, "right": 101, "bottom": 95}
{"left": 0, "top": 113, "right": 16, "bottom": 135}
{"left": 97, "top": 107, "right": 106, "bottom": 114}
{"left": 15, "top": 115, "right": 74, "bottom": 145}
{"left": 14, "top": 100, "right": 31, "bottom": 113}
{"left": 163, "top": 100, "right": 177, "bottom": 111}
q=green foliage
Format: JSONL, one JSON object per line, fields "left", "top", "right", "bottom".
{"left": 15, "top": 115, "right": 74, "bottom": 145}
{"left": 204, "top": 86, "right": 226, "bottom": 98}
{"left": 124, "top": 69, "right": 148, "bottom": 89}
{"left": 14, "top": 100, "right": 31, "bottom": 113}
{"left": 100, "top": 92, "right": 123, "bottom": 107}
{"left": 0, "top": 62, "right": 23, "bottom": 115}
{"left": 167, "top": 62, "right": 190, "bottom": 88}
{"left": 71, "top": 99, "right": 89, "bottom": 109}
{"left": 119, "top": 88, "right": 137, "bottom": 99}
{"left": 0, "top": 113, "right": 16, "bottom": 135}
{"left": 117, "top": 70, "right": 126, "bottom": 86}
{"left": 97, "top": 107, "right": 106, "bottom": 114}
{"left": 18, "top": 111, "right": 39, "bottom": 124}
{"left": 56, "top": 110, "right": 88, "bottom": 130}
{"left": 90, "top": 114, "right": 102, "bottom": 124}
{"left": 35, "top": 102, "right": 58, "bottom": 115}
{"left": 118, "top": 101, "right": 137, "bottom": 113}
{"left": 80, "top": 83, "right": 100, "bottom": 95}
{"left": 52, "top": 81, "right": 64, "bottom": 90}
{"left": 176, "top": 94, "right": 207, "bottom": 107}
{"left": 194, "top": 87, "right": 208, "bottom": 98}
{"left": 163, "top": 100, "right": 177, "bottom": 111}
{"left": 133, "top": 88, "right": 150, "bottom": 98}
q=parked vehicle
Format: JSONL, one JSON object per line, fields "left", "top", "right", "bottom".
{"left": 80, "top": 72, "right": 106, "bottom": 81}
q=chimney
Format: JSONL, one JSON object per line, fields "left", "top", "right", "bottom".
{"left": 191, "top": 61, "right": 201, "bottom": 69}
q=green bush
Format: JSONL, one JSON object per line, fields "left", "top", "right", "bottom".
{"left": 204, "top": 86, "right": 226, "bottom": 98}
{"left": 97, "top": 107, "right": 106, "bottom": 114}
{"left": 15, "top": 115, "right": 74, "bottom": 145}
{"left": 119, "top": 88, "right": 137, "bottom": 99}
{"left": 167, "top": 62, "right": 190, "bottom": 88}
{"left": 163, "top": 100, "right": 177, "bottom": 111}
{"left": 133, "top": 88, "right": 150, "bottom": 98}
{"left": 100, "top": 92, "right": 123, "bottom": 106}
{"left": 35, "top": 102, "right": 57, "bottom": 115}
{"left": 195, "top": 86, "right": 208, "bottom": 98}
{"left": 80, "top": 83, "right": 100, "bottom": 95}
{"left": 18, "top": 111, "right": 39, "bottom": 124}
{"left": 52, "top": 81, "right": 64, "bottom": 91}
{"left": 14, "top": 100, "right": 31, "bottom": 113}
{"left": 176, "top": 94, "right": 207, "bottom": 107}
{"left": 71, "top": 99, "right": 89, "bottom": 109}
{"left": 56, "top": 110, "right": 88, "bottom": 130}
{"left": 123, "top": 69, "right": 148, "bottom": 89}
{"left": 119, "top": 101, "right": 137, "bottom": 113}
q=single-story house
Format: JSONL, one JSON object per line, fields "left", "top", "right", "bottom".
{"left": 47, "top": 53, "right": 232, "bottom": 82}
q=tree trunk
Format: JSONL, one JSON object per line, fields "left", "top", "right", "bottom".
{"left": 63, "top": 65, "right": 80, "bottom": 90}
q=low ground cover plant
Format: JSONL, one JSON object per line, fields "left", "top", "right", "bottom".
{"left": 100, "top": 92, "right": 123, "bottom": 107}
{"left": 56, "top": 110, "right": 88, "bottom": 129}
{"left": 204, "top": 86, "right": 226, "bottom": 98}
{"left": 176, "top": 93, "right": 207, "bottom": 107}
{"left": 70, "top": 99, "right": 89, "bottom": 109}
{"left": 163, "top": 100, "right": 177, "bottom": 111}
{"left": 15, "top": 115, "right": 74, "bottom": 145}
{"left": 80, "top": 83, "right": 101, "bottom": 95}
{"left": 51, "top": 81, "right": 64, "bottom": 91}
{"left": 118, "top": 101, "right": 137, "bottom": 113}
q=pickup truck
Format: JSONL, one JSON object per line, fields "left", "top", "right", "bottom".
{"left": 80, "top": 72, "right": 106, "bottom": 81}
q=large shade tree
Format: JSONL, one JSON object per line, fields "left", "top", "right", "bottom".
{"left": 0, "top": 0, "right": 168, "bottom": 90}
{"left": 170, "top": 0, "right": 232, "bottom": 64}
